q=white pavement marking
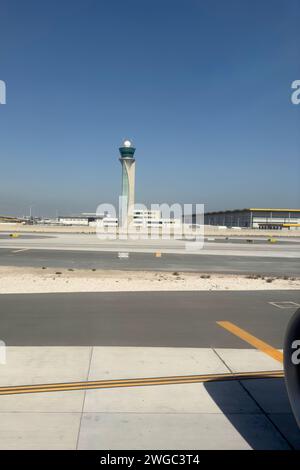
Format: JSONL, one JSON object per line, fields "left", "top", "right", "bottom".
{"left": 269, "top": 301, "right": 300, "bottom": 309}
{"left": 118, "top": 252, "right": 129, "bottom": 258}
{"left": 11, "top": 248, "right": 30, "bottom": 253}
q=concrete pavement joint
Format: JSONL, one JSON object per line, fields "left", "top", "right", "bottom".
{"left": 76, "top": 346, "right": 93, "bottom": 450}
{"left": 212, "top": 348, "right": 293, "bottom": 449}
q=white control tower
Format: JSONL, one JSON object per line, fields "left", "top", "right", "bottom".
{"left": 119, "top": 139, "right": 136, "bottom": 227}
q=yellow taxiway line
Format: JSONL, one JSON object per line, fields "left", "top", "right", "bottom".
{"left": 0, "top": 322, "right": 285, "bottom": 396}
{"left": 217, "top": 321, "right": 283, "bottom": 363}
{"left": 0, "top": 370, "right": 283, "bottom": 396}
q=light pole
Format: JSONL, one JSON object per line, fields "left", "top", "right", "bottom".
{"left": 29, "top": 204, "right": 35, "bottom": 220}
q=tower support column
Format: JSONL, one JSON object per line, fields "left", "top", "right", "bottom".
{"left": 119, "top": 140, "right": 136, "bottom": 228}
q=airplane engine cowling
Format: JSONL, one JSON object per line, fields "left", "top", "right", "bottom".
{"left": 284, "top": 307, "right": 300, "bottom": 428}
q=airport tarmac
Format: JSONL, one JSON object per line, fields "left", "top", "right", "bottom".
{"left": 0, "top": 232, "right": 299, "bottom": 449}
{"left": 0, "top": 232, "right": 299, "bottom": 276}
{"left": 0, "top": 232, "right": 300, "bottom": 257}
{"left": 1, "top": 345, "right": 297, "bottom": 450}
{"left": 0, "top": 291, "right": 299, "bottom": 449}
{"left": 0, "top": 248, "right": 299, "bottom": 276}
{"left": 1, "top": 290, "right": 299, "bottom": 347}
{"left": 1, "top": 231, "right": 299, "bottom": 244}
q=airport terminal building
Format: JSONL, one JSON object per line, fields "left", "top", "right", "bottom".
{"left": 204, "top": 208, "right": 300, "bottom": 230}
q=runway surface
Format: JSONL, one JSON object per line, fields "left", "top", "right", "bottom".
{"left": 0, "top": 232, "right": 299, "bottom": 257}
{"left": 0, "top": 247, "right": 299, "bottom": 276}
{"left": 1, "top": 290, "right": 299, "bottom": 347}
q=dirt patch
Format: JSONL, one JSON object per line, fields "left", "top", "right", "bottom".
{"left": 0, "top": 266, "right": 299, "bottom": 294}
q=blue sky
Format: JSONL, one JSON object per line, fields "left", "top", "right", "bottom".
{"left": 0, "top": 0, "right": 299, "bottom": 217}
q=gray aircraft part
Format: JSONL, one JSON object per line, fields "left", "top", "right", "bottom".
{"left": 284, "top": 308, "right": 300, "bottom": 428}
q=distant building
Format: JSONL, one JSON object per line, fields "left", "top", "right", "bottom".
{"left": 56, "top": 213, "right": 105, "bottom": 226}
{"left": 102, "top": 217, "right": 118, "bottom": 228}
{"left": 132, "top": 209, "right": 181, "bottom": 229}
{"left": 202, "top": 208, "right": 300, "bottom": 230}
{"left": 0, "top": 215, "right": 26, "bottom": 224}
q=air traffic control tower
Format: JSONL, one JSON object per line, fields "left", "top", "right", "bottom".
{"left": 119, "top": 139, "right": 136, "bottom": 227}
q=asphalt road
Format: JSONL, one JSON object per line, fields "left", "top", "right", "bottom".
{"left": 0, "top": 247, "right": 299, "bottom": 276}
{"left": 1, "top": 290, "right": 299, "bottom": 348}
